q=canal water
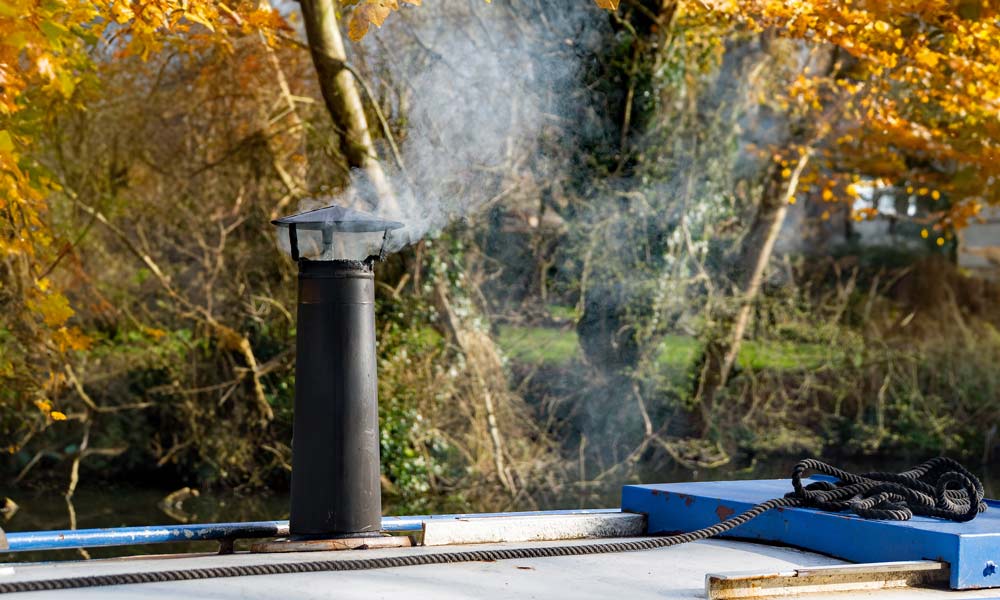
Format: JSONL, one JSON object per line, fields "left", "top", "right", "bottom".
{"left": 4, "top": 458, "right": 999, "bottom": 562}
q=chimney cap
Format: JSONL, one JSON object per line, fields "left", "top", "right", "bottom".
{"left": 273, "top": 203, "right": 404, "bottom": 233}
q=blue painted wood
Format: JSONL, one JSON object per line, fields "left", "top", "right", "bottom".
{"left": 621, "top": 478, "right": 1000, "bottom": 590}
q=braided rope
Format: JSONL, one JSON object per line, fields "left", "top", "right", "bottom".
{"left": 788, "top": 457, "right": 986, "bottom": 522}
{"left": 0, "top": 457, "right": 985, "bottom": 594}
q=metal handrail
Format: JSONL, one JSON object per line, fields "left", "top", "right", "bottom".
{"left": 3, "top": 508, "right": 620, "bottom": 553}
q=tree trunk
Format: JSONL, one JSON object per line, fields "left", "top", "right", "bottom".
{"left": 694, "top": 150, "right": 811, "bottom": 422}
{"left": 298, "top": 0, "right": 398, "bottom": 213}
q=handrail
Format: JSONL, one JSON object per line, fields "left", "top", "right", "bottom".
{"left": 3, "top": 508, "right": 620, "bottom": 553}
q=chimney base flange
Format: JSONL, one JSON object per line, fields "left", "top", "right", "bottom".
{"left": 250, "top": 533, "right": 412, "bottom": 554}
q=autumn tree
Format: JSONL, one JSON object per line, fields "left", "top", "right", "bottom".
{"left": 298, "top": 0, "right": 397, "bottom": 212}
{"left": 5, "top": 0, "right": 573, "bottom": 507}
{"left": 1, "top": 0, "right": 287, "bottom": 480}
{"left": 691, "top": 0, "right": 1000, "bottom": 412}
{"left": 368, "top": 1, "right": 1000, "bottom": 451}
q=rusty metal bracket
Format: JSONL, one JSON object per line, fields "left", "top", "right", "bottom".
{"left": 250, "top": 534, "right": 413, "bottom": 554}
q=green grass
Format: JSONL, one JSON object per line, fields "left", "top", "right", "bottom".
{"left": 497, "top": 325, "right": 835, "bottom": 372}
{"left": 656, "top": 334, "right": 700, "bottom": 370}
{"left": 497, "top": 325, "right": 582, "bottom": 364}
{"left": 547, "top": 305, "right": 579, "bottom": 321}
{"left": 739, "top": 339, "right": 837, "bottom": 370}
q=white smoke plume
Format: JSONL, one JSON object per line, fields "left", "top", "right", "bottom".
{"left": 337, "top": 0, "right": 610, "bottom": 253}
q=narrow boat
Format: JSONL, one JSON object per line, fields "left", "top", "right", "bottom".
{"left": 4, "top": 469, "right": 999, "bottom": 599}
{"left": 4, "top": 206, "right": 995, "bottom": 599}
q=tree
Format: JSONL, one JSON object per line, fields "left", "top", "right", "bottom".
{"left": 1, "top": 0, "right": 286, "bottom": 465}
{"left": 299, "top": 0, "right": 397, "bottom": 212}
{"left": 731, "top": 1, "right": 1000, "bottom": 224}
{"left": 693, "top": 1, "right": 1000, "bottom": 411}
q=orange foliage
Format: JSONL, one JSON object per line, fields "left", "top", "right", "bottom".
{"left": 0, "top": 1, "right": 288, "bottom": 414}
{"left": 346, "top": 0, "right": 422, "bottom": 41}
{"left": 345, "top": 0, "right": 998, "bottom": 235}
{"left": 709, "top": 0, "right": 1000, "bottom": 230}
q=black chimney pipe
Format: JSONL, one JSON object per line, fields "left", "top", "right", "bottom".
{"left": 272, "top": 204, "right": 402, "bottom": 541}
{"left": 290, "top": 259, "right": 382, "bottom": 536}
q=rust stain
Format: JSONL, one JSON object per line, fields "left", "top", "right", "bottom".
{"left": 677, "top": 494, "right": 694, "bottom": 507}
{"left": 715, "top": 505, "right": 735, "bottom": 521}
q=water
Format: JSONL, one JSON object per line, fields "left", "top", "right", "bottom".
{"left": 4, "top": 458, "right": 999, "bottom": 562}
{"left": 2, "top": 486, "right": 291, "bottom": 562}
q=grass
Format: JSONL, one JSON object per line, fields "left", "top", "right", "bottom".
{"left": 740, "top": 339, "right": 838, "bottom": 370}
{"left": 496, "top": 325, "right": 834, "bottom": 372}
{"left": 497, "top": 325, "right": 582, "bottom": 365}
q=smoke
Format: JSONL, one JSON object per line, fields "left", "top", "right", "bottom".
{"left": 295, "top": 1, "right": 813, "bottom": 469}
{"left": 337, "top": 0, "right": 610, "bottom": 253}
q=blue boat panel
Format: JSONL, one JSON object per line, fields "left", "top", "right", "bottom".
{"left": 621, "top": 478, "right": 1000, "bottom": 590}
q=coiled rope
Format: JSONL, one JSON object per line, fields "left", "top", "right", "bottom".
{"left": 0, "top": 457, "right": 986, "bottom": 595}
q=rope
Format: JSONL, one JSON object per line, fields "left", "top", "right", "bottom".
{"left": 788, "top": 457, "right": 986, "bottom": 522}
{"left": 0, "top": 457, "right": 986, "bottom": 594}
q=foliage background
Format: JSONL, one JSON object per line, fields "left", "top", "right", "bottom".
{"left": 3, "top": 0, "right": 1000, "bottom": 520}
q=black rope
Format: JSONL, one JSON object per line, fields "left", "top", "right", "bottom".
{"left": 787, "top": 457, "right": 986, "bottom": 522}
{"left": 0, "top": 458, "right": 986, "bottom": 594}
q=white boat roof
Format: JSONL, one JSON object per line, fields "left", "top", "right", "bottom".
{"left": 3, "top": 537, "right": 997, "bottom": 599}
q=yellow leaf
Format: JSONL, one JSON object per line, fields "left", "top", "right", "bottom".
{"left": 184, "top": 11, "right": 216, "bottom": 32}
{"left": 915, "top": 48, "right": 939, "bottom": 68}
{"left": 54, "top": 326, "right": 91, "bottom": 352}
{"left": 347, "top": 0, "right": 421, "bottom": 41}
{"left": 0, "top": 130, "right": 13, "bottom": 153}
{"left": 143, "top": 326, "right": 167, "bottom": 339}
{"left": 349, "top": 1, "right": 391, "bottom": 41}
{"left": 50, "top": 411, "right": 67, "bottom": 421}
{"left": 31, "top": 292, "right": 74, "bottom": 327}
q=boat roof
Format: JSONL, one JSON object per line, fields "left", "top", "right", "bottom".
{"left": 2, "top": 525, "right": 996, "bottom": 599}
{"left": 5, "top": 476, "right": 999, "bottom": 599}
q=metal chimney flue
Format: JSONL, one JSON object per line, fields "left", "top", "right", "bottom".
{"left": 291, "top": 258, "right": 380, "bottom": 536}
{"left": 270, "top": 204, "right": 404, "bottom": 543}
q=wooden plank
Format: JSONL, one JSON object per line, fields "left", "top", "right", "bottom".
{"left": 706, "top": 561, "right": 949, "bottom": 599}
